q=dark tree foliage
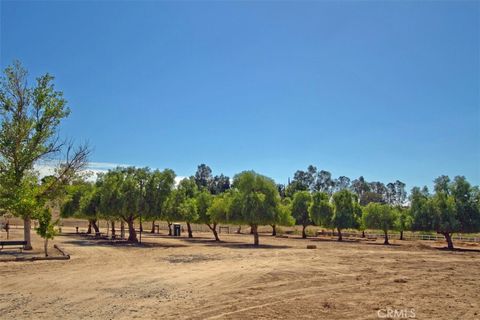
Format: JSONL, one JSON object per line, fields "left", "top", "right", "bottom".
{"left": 194, "top": 164, "right": 213, "bottom": 190}
{"left": 333, "top": 176, "right": 351, "bottom": 193}
{"left": 277, "top": 184, "right": 286, "bottom": 199}
{"left": 209, "top": 174, "right": 230, "bottom": 195}
{"left": 360, "top": 191, "right": 385, "bottom": 206}
{"left": 314, "top": 170, "right": 335, "bottom": 194}
{"left": 350, "top": 176, "right": 370, "bottom": 201}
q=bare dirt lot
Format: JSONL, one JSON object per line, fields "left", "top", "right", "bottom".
{"left": 1, "top": 228, "right": 479, "bottom": 320}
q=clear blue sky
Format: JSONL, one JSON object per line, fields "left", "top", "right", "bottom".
{"left": 1, "top": 1, "right": 479, "bottom": 190}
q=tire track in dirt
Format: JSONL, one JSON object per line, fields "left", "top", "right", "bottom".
{"left": 197, "top": 276, "right": 389, "bottom": 320}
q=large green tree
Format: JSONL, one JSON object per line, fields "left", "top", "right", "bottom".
{"left": 362, "top": 203, "right": 396, "bottom": 245}
{"left": 163, "top": 177, "right": 199, "bottom": 238}
{"left": 205, "top": 192, "right": 232, "bottom": 241}
{"left": 96, "top": 167, "right": 147, "bottom": 242}
{"left": 310, "top": 192, "right": 334, "bottom": 230}
{"left": 196, "top": 190, "right": 220, "bottom": 240}
{"left": 118, "top": 168, "right": 144, "bottom": 242}
{"left": 163, "top": 189, "right": 184, "bottom": 236}
{"left": 394, "top": 207, "right": 412, "bottom": 240}
{"left": 61, "top": 181, "right": 101, "bottom": 234}
{"left": 144, "top": 169, "right": 176, "bottom": 233}
{"left": 228, "top": 171, "right": 280, "bottom": 246}
{"left": 411, "top": 176, "right": 480, "bottom": 250}
{"left": 0, "top": 61, "right": 89, "bottom": 249}
{"left": 291, "top": 191, "right": 312, "bottom": 238}
{"left": 97, "top": 170, "right": 125, "bottom": 237}
{"left": 177, "top": 177, "right": 199, "bottom": 238}
{"left": 271, "top": 197, "right": 294, "bottom": 236}
{"left": 79, "top": 185, "right": 103, "bottom": 234}
{"left": 331, "top": 189, "right": 357, "bottom": 241}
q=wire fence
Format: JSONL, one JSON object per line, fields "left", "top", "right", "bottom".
{"left": 315, "top": 230, "right": 480, "bottom": 243}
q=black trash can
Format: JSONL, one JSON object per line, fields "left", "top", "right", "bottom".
{"left": 173, "top": 224, "right": 181, "bottom": 237}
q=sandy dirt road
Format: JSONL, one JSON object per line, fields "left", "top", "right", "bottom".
{"left": 1, "top": 228, "right": 479, "bottom": 319}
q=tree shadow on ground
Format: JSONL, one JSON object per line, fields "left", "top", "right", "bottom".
{"left": 309, "top": 237, "right": 361, "bottom": 244}
{"left": 0, "top": 248, "right": 63, "bottom": 260}
{"left": 0, "top": 250, "right": 38, "bottom": 259}
{"left": 60, "top": 235, "right": 187, "bottom": 249}
{"left": 175, "top": 236, "right": 291, "bottom": 249}
{"left": 137, "top": 232, "right": 294, "bottom": 249}
{"left": 436, "top": 247, "right": 480, "bottom": 253}
{"left": 364, "top": 242, "right": 402, "bottom": 247}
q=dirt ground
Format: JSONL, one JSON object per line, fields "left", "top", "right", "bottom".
{"left": 0, "top": 228, "right": 479, "bottom": 320}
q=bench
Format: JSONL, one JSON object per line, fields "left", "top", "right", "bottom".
{"left": 0, "top": 240, "right": 27, "bottom": 251}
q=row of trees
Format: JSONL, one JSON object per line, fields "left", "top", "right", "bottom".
{"left": 61, "top": 162, "right": 480, "bottom": 249}
{"left": 61, "top": 168, "right": 289, "bottom": 246}
{"left": 284, "top": 169, "right": 480, "bottom": 249}
{"left": 289, "top": 188, "right": 409, "bottom": 243}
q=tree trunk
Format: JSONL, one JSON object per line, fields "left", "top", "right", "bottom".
{"left": 337, "top": 228, "right": 343, "bottom": 241}
{"left": 400, "top": 230, "right": 404, "bottom": 240}
{"left": 91, "top": 220, "right": 100, "bottom": 234}
{"left": 44, "top": 239, "right": 48, "bottom": 257}
{"left": 120, "top": 221, "right": 125, "bottom": 239}
{"left": 126, "top": 218, "right": 138, "bottom": 242}
{"left": 236, "top": 225, "right": 241, "bottom": 234}
{"left": 168, "top": 222, "right": 172, "bottom": 236}
{"left": 252, "top": 224, "right": 259, "bottom": 246}
{"left": 23, "top": 216, "right": 33, "bottom": 250}
{"left": 362, "top": 230, "right": 365, "bottom": 238}
{"left": 151, "top": 221, "right": 156, "bottom": 233}
{"left": 250, "top": 226, "right": 254, "bottom": 234}
{"left": 111, "top": 221, "right": 116, "bottom": 237}
{"left": 208, "top": 223, "right": 220, "bottom": 241}
{"left": 212, "top": 227, "right": 219, "bottom": 242}
{"left": 271, "top": 224, "right": 276, "bottom": 236}
{"left": 5, "top": 221, "right": 10, "bottom": 239}
{"left": 443, "top": 232, "right": 454, "bottom": 250}
{"left": 87, "top": 221, "right": 92, "bottom": 234}
{"left": 384, "top": 230, "right": 390, "bottom": 245}
{"left": 302, "top": 225, "right": 307, "bottom": 239}
{"left": 187, "top": 222, "right": 193, "bottom": 238}
{"left": 139, "top": 220, "right": 143, "bottom": 233}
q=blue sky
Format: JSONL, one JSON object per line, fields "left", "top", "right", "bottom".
{"left": 1, "top": 1, "right": 479, "bottom": 190}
